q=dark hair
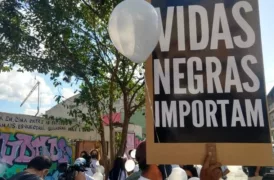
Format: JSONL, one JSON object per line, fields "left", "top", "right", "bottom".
{"left": 109, "top": 157, "right": 126, "bottom": 180}
{"left": 90, "top": 149, "right": 99, "bottom": 159}
{"left": 136, "top": 141, "right": 148, "bottom": 171}
{"left": 58, "top": 164, "right": 85, "bottom": 180}
{"left": 182, "top": 165, "right": 199, "bottom": 177}
{"left": 27, "top": 156, "right": 52, "bottom": 171}
{"left": 83, "top": 155, "right": 91, "bottom": 168}
{"left": 80, "top": 151, "right": 88, "bottom": 157}
{"left": 0, "top": 177, "right": 6, "bottom": 180}
{"left": 57, "top": 163, "right": 68, "bottom": 173}
{"left": 158, "top": 165, "right": 172, "bottom": 179}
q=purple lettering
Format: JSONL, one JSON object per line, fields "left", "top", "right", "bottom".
{"left": 0, "top": 133, "right": 22, "bottom": 165}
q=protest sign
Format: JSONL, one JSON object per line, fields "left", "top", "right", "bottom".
{"left": 146, "top": 0, "right": 274, "bottom": 165}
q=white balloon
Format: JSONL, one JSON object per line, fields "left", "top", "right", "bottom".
{"left": 125, "top": 159, "right": 136, "bottom": 172}
{"left": 108, "top": 0, "right": 161, "bottom": 63}
{"left": 130, "top": 149, "right": 136, "bottom": 159}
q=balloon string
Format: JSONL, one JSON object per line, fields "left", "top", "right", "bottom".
{"left": 144, "top": 76, "right": 168, "bottom": 179}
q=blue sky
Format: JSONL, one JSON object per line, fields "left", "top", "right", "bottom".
{"left": 0, "top": 1, "right": 274, "bottom": 116}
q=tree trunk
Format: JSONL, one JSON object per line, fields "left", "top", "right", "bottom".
{"left": 108, "top": 79, "right": 115, "bottom": 166}
{"left": 117, "top": 95, "right": 130, "bottom": 156}
{"left": 108, "top": 57, "right": 121, "bottom": 166}
{"left": 98, "top": 118, "right": 109, "bottom": 180}
{"left": 109, "top": 117, "right": 115, "bottom": 166}
{"left": 117, "top": 113, "right": 130, "bottom": 156}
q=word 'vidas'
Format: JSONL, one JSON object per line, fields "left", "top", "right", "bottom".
{"left": 157, "top": 1, "right": 255, "bottom": 51}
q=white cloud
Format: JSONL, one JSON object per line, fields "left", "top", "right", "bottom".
{"left": 0, "top": 70, "right": 54, "bottom": 106}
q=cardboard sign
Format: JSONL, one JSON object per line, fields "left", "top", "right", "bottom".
{"left": 146, "top": 0, "right": 274, "bottom": 165}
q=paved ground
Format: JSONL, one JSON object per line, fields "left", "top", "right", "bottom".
{"left": 226, "top": 166, "right": 248, "bottom": 180}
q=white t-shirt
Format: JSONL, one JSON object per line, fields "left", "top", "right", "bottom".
{"left": 85, "top": 173, "right": 95, "bottom": 180}
{"left": 86, "top": 168, "right": 94, "bottom": 177}
{"left": 169, "top": 166, "right": 188, "bottom": 180}
{"left": 90, "top": 159, "right": 100, "bottom": 174}
{"left": 93, "top": 172, "right": 104, "bottom": 180}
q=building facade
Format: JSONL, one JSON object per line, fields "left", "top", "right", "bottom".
{"left": 267, "top": 86, "right": 274, "bottom": 142}
{"left": 45, "top": 94, "right": 146, "bottom": 135}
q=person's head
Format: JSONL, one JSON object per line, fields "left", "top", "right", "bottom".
{"left": 136, "top": 141, "right": 172, "bottom": 179}
{"left": 57, "top": 163, "right": 68, "bottom": 173}
{"left": 80, "top": 151, "right": 88, "bottom": 158}
{"left": 59, "top": 158, "right": 86, "bottom": 180}
{"left": 136, "top": 141, "right": 147, "bottom": 171}
{"left": 80, "top": 153, "right": 91, "bottom": 168}
{"left": 27, "top": 156, "right": 52, "bottom": 178}
{"left": 74, "top": 157, "right": 86, "bottom": 169}
{"left": 90, "top": 149, "right": 99, "bottom": 160}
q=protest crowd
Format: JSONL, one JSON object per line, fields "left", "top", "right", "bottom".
{"left": 1, "top": 0, "right": 274, "bottom": 179}
{"left": 3, "top": 141, "right": 273, "bottom": 180}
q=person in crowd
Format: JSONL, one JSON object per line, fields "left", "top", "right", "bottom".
{"left": 168, "top": 165, "right": 188, "bottom": 180}
{"left": 8, "top": 156, "right": 52, "bottom": 180}
{"left": 108, "top": 157, "right": 127, "bottom": 180}
{"left": 133, "top": 141, "right": 172, "bottom": 180}
{"left": 181, "top": 165, "right": 199, "bottom": 179}
{"left": 81, "top": 151, "right": 90, "bottom": 161}
{"left": 92, "top": 167, "right": 104, "bottom": 180}
{"left": 81, "top": 151, "right": 89, "bottom": 158}
{"left": 133, "top": 141, "right": 222, "bottom": 180}
{"left": 90, "top": 150, "right": 100, "bottom": 174}
{"left": 82, "top": 155, "right": 93, "bottom": 177}
{"left": 52, "top": 163, "right": 68, "bottom": 180}
{"left": 59, "top": 157, "right": 93, "bottom": 180}
{"left": 246, "top": 166, "right": 265, "bottom": 180}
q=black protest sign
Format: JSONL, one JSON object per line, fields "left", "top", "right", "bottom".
{"left": 151, "top": 0, "right": 271, "bottom": 144}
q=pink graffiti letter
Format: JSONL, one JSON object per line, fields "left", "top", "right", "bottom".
{"left": 57, "top": 138, "right": 72, "bottom": 163}
{"left": 31, "top": 136, "right": 50, "bottom": 156}
{"left": 15, "top": 134, "right": 35, "bottom": 163}
{"left": 48, "top": 138, "right": 59, "bottom": 161}
{"left": 0, "top": 133, "right": 22, "bottom": 165}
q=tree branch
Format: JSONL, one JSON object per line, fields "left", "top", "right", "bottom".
{"left": 130, "top": 97, "right": 145, "bottom": 116}
{"left": 81, "top": 0, "right": 106, "bottom": 23}
{"left": 128, "top": 81, "right": 145, "bottom": 106}
{"left": 128, "top": 76, "right": 144, "bottom": 93}
{"left": 126, "top": 63, "right": 138, "bottom": 83}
